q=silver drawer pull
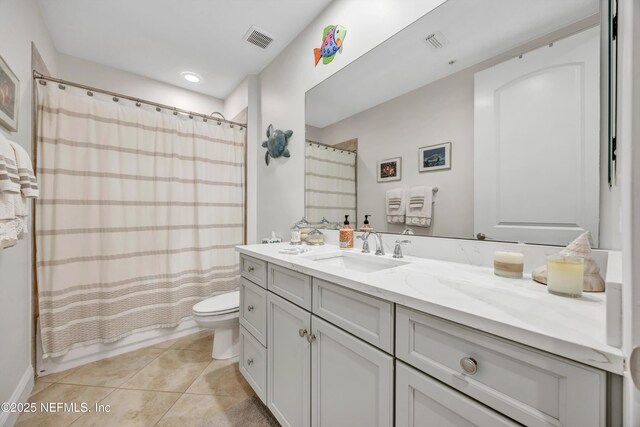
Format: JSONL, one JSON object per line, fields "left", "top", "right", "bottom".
{"left": 247, "top": 358, "right": 254, "bottom": 366}
{"left": 298, "top": 328, "right": 308, "bottom": 338}
{"left": 247, "top": 305, "right": 254, "bottom": 312}
{"left": 306, "top": 333, "right": 317, "bottom": 343}
{"left": 247, "top": 266, "right": 255, "bottom": 273}
{"left": 460, "top": 357, "right": 478, "bottom": 375}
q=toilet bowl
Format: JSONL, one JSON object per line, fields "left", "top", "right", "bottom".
{"left": 192, "top": 291, "right": 240, "bottom": 359}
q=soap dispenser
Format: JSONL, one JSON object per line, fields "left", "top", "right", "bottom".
{"left": 339, "top": 215, "right": 354, "bottom": 249}
{"left": 360, "top": 215, "right": 373, "bottom": 232}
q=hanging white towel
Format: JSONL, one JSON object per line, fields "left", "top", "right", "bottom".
{"left": 0, "top": 137, "right": 37, "bottom": 248}
{"left": 0, "top": 139, "right": 20, "bottom": 193}
{"left": 405, "top": 186, "right": 433, "bottom": 227}
{"left": 9, "top": 140, "right": 39, "bottom": 198}
{"left": 386, "top": 188, "right": 406, "bottom": 224}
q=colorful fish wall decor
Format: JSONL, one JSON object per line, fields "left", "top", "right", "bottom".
{"left": 314, "top": 25, "right": 347, "bottom": 66}
{"left": 262, "top": 124, "right": 293, "bottom": 165}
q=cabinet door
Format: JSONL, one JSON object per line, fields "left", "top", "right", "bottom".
{"left": 396, "top": 361, "right": 518, "bottom": 427}
{"left": 311, "top": 316, "right": 393, "bottom": 427}
{"left": 267, "top": 292, "right": 311, "bottom": 427}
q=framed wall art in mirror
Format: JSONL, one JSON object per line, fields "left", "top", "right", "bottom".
{"left": 419, "top": 142, "right": 451, "bottom": 172}
{"left": 377, "top": 157, "right": 401, "bottom": 182}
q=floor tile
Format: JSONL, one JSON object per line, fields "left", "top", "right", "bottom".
{"left": 37, "top": 367, "right": 77, "bottom": 383}
{"left": 186, "top": 359, "right": 254, "bottom": 398}
{"left": 155, "top": 393, "right": 245, "bottom": 427}
{"left": 121, "top": 349, "right": 211, "bottom": 392}
{"left": 15, "top": 384, "right": 114, "bottom": 427}
{"left": 70, "top": 389, "right": 180, "bottom": 427}
{"left": 30, "top": 379, "right": 52, "bottom": 396}
{"left": 56, "top": 347, "right": 164, "bottom": 388}
{"left": 169, "top": 330, "right": 212, "bottom": 355}
{"left": 195, "top": 396, "right": 280, "bottom": 427}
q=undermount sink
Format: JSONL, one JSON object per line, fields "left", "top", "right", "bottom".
{"left": 304, "top": 251, "right": 408, "bottom": 273}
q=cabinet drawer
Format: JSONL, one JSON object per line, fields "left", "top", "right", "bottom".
{"left": 396, "top": 361, "right": 518, "bottom": 427}
{"left": 312, "top": 278, "right": 394, "bottom": 353}
{"left": 240, "top": 325, "right": 267, "bottom": 403}
{"left": 240, "top": 278, "right": 267, "bottom": 346}
{"left": 396, "top": 306, "right": 606, "bottom": 427}
{"left": 240, "top": 254, "right": 267, "bottom": 287}
{"left": 268, "top": 264, "right": 311, "bottom": 311}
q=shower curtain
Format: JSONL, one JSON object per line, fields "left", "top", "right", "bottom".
{"left": 305, "top": 142, "right": 356, "bottom": 224}
{"left": 35, "top": 82, "right": 245, "bottom": 357}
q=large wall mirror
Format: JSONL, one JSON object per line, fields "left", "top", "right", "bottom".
{"left": 305, "top": 0, "right": 614, "bottom": 248}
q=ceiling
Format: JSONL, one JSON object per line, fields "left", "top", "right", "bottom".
{"left": 306, "top": 0, "right": 600, "bottom": 128}
{"left": 37, "top": 0, "right": 333, "bottom": 99}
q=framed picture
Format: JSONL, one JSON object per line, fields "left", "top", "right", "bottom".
{"left": 419, "top": 142, "right": 451, "bottom": 172}
{"left": 0, "top": 55, "right": 19, "bottom": 132}
{"left": 377, "top": 157, "right": 401, "bottom": 182}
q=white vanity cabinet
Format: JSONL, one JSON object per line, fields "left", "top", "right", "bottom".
{"left": 267, "top": 292, "right": 312, "bottom": 427}
{"left": 311, "top": 316, "right": 393, "bottom": 427}
{"left": 396, "top": 361, "right": 518, "bottom": 427}
{"left": 238, "top": 253, "right": 615, "bottom": 427}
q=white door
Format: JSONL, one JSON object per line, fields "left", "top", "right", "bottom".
{"left": 396, "top": 361, "right": 518, "bottom": 427}
{"left": 474, "top": 26, "right": 600, "bottom": 246}
{"left": 267, "top": 292, "right": 311, "bottom": 427}
{"left": 311, "top": 316, "right": 393, "bottom": 427}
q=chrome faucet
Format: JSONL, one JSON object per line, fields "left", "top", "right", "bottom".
{"left": 373, "top": 233, "right": 385, "bottom": 256}
{"left": 357, "top": 232, "right": 371, "bottom": 253}
{"left": 393, "top": 240, "right": 411, "bottom": 259}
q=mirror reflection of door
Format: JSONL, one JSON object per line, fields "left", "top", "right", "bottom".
{"left": 474, "top": 26, "right": 600, "bottom": 246}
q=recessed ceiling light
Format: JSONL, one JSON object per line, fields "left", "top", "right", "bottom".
{"left": 182, "top": 72, "right": 201, "bottom": 83}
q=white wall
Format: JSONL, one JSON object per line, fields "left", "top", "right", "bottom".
{"left": 224, "top": 77, "right": 249, "bottom": 122}
{"left": 318, "top": 67, "right": 475, "bottom": 238}
{"left": 0, "top": 0, "right": 58, "bottom": 423}
{"left": 57, "top": 54, "right": 224, "bottom": 115}
{"left": 257, "top": 0, "right": 446, "bottom": 240}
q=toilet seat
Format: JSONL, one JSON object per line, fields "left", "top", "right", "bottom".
{"left": 193, "top": 291, "right": 239, "bottom": 316}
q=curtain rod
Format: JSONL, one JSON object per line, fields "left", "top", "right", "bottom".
{"left": 305, "top": 139, "right": 356, "bottom": 154}
{"left": 32, "top": 71, "right": 247, "bottom": 128}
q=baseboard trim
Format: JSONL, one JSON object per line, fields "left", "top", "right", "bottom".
{"left": 37, "top": 319, "right": 202, "bottom": 376}
{"left": 0, "top": 365, "right": 34, "bottom": 427}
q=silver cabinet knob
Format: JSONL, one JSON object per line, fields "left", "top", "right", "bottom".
{"left": 247, "top": 266, "right": 255, "bottom": 273}
{"left": 247, "top": 358, "right": 254, "bottom": 366}
{"left": 306, "top": 333, "right": 317, "bottom": 343}
{"left": 298, "top": 328, "right": 308, "bottom": 338}
{"left": 247, "top": 305, "right": 254, "bottom": 312}
{"left": 460, "top": 357, "right": 478, "bottom": 375}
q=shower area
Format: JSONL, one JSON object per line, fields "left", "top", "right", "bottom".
{"left": 32, "top": 74, "right": 246, "bottom": 365}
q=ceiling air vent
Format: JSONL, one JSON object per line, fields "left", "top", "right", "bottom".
{"left": 243, "top": 26, "right": 274, "bottom": 49}
{"left": 424, "top": 31, "right": 449, "bottom": 50}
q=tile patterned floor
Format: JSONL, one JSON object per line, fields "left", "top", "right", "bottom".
{"left": 17, "top": 331, "right": 280, "bottom": 427}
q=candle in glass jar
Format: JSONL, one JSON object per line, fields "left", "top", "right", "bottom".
{"left": 546, "top": 255, "right": 584, "bottom": 298}
{"left": 493, "top": 251, "right": 524, "bottom": 278}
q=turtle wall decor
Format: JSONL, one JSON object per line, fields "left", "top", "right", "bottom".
{"left": 262, "top": 124, "right": 293, "bottom": 165}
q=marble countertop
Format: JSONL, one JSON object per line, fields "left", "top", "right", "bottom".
{"left": 236, "top": 243, "right": 625, "bottom": 374}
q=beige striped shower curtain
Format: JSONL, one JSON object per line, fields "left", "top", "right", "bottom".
{"left": 305, "top": 142, "right": 356, "bottom": 224}
{"left": 35, "top": 82, "right": 245, "bottom": 358}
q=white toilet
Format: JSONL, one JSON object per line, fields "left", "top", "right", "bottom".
{"left": 192, "top": 290, "right": 240, "bottom": 359}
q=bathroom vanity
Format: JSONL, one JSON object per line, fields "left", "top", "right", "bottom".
{"left": 236, "top": 241, "right": 623, "bottom": 427}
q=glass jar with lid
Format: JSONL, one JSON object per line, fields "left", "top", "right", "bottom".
{"left": 295, "top": 217, "right": 313, "bottom": 242}
{"left": 306, "top": 228, "right": 325, "bottom": 245}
